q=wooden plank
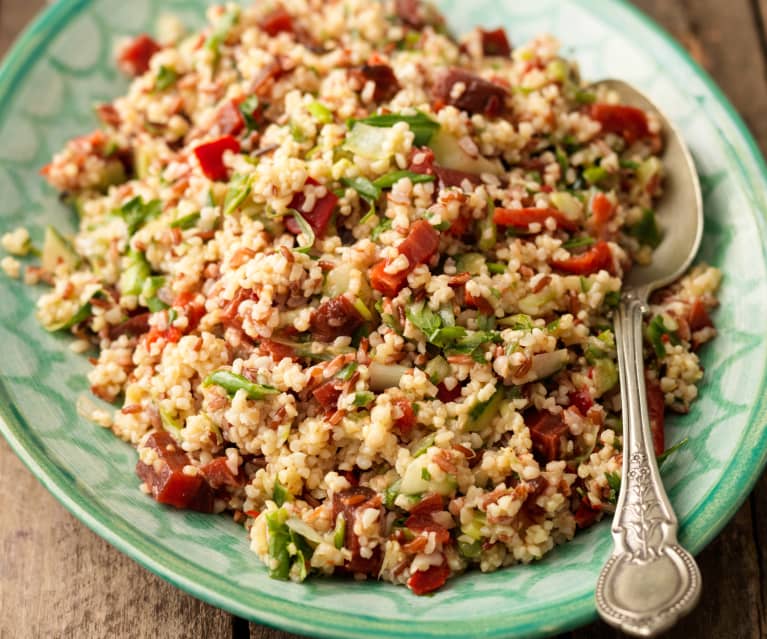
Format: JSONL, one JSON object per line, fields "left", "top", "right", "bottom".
{"left": 0, "top": 438, "right": 233, "bottom": 639}
{"left": 0, "top": 0, "right": 42, "bottom": 57}
{"left": 634, "top": 0, "right": 767, "bottom": 154}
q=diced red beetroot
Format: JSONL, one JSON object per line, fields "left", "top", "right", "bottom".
{"left": 408, "top": 147, "right": 435, "bottom": 175}
{"left": 312, "top": 380, "right": 344, "bottom": 411}
{"left": 480, "top": 28, "right": 512, "bottom": 57}
{"left": 259, "top": 339, "right": 297, "bottom": 362}
{"left": 370, "top": 220, "right": 440, "bottom": 296}
{"left": 551, "top": 240, "right": 614, "bottom": 275}
{"left": 332, "top": 487, "right": 383, "bottom": 574}
{"left": 407, "top": 562, "right": 451, "bottom": 595}
{"left": 574, "top": 498, "right": 601, "bottom": 529}
{"left": 200, "top": 457, "right": 243, "bottom": 490}
{"left": 349, "top": 64, "right": 401, "bottom": 102}
{"left": 437, "top": 382, "right": 462, "bottom": 403}
{"left": 108, "top": 312, "right": 151, "bottom": 340}
{"left": 398, "top": 220, "right": 441, "bottom": 269}
{"left": 406, "top": 512, "right": 451, "bottom": 544}
{"left": 193, "top": 135, "right": 240, "bottom": 181}
{"left": 432, "top": 68, "right": 508, "bottom": 117}
{"left": 395, "top": 0, "right": 428, "bottom": 28}
{"left": 136, "top": 431, "right": 214, "bottom": 512}
{"left": 310, "top": 296, "right": 364, "bottom": 342}
{"left": 688, "top": 298, "right": 714, "bottom": 332}
{"left": 393, "top": 399, "right": 416, "bottom": 436}
{"left": 568, "top": 389, "right": 594, "bottom": 415}
{"left": 434, "top": 166, "right": 481, "bottom": 189}
{"left": 493, "top": 207, "right": 578, "bottom": 232}
{"left": 213, "top": 100, "right": 246, "bottom": 136}
{"left": 260, "top": 6, "right": 294, "bottom": 37}
{"left": 645, "top": 376, "right": 665, "bottom": 457}
{"left": 589, "top": 104, "right": 651, "bottom": 145}
{"left": 447, "top": 211, "right": 472, "bottom": 239}
{"left": 285, "top": 177, "right": 339, "bottom": 238}
{"left": 251, "top": 58, "right": 285, "bottom": 96}
{"left": 118, "top": 34, "right": 161, "bottom": 76}
{"left": 410, "top": 493, "right": 445, "bottom": 516}
{"left": 526, "top": 410, "right": 569, "bottom": 462}
{"left": 96, "top": 103, "right": 121, "bottom": 128}
{"left": 464, "top": 289, "right": 493, "bottom": 315}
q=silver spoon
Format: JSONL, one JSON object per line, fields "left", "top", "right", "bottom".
{"left": 593, "top": 79, "right": 703, "bottom": 636}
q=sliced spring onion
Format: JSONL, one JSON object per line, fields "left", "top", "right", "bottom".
{"left": 273, "top": 479, "right": 292, "bottom": 507}
{"left": 562, "top": 236, "right": 595, "bottom": 250}
{"left": 335, "top": 361, "right": 359, "bottom": 381}
{"left": 372, "top": 170, "right": 435, "bottom": 189}
{"left": 352, "top": 391, "right": 375, "bottom": 407}
{"left": 307, "top": 100, "right": 333, "bottom": 124}
{"left": 583, "top": 166, "right": 608, "bottom": 185}
{"left": 340, "top": 176, "right": 381, "bottom": 202}
{"left": 352, "top": 110, "right": 440, "bottom": 146}
{"left": 203, "top": 370, "right": 279, "bottom": 400}
{"left": 169, "top": 212, "right": 201, "bottom": 229}
{"left": 352, "top": 297, "right": 373, "bottom": 321}
{"left": 290, "top": 209, "right": 316, "bottom": 254}
{"left": 223, "top": 173, "right": 252, "bottom": 215}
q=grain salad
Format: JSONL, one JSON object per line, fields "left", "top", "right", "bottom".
{"left": 6, "top": 0, "right": 722, "bottom": 595}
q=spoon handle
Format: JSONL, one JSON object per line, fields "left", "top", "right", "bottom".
{"left": 595, "top": 291, "right": 701, "bottom": 636}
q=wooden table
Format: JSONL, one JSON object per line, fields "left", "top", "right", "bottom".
{"left": 1, "top": 1, "right": 766, "bottom": 637}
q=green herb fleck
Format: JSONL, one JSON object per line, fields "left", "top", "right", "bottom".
{"left": 155, "top": 65, "right": 178, "bottom": 91}
{"left": 630, "top": 208, "right": 662, "bottom": 248}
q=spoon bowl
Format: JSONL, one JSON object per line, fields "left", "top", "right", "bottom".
{"left": 597, "top": 79, "right": 704, "bottom": 292}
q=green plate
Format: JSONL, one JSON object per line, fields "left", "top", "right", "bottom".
{"left": 1, "top": 1, "right": 766, "bottom": 637}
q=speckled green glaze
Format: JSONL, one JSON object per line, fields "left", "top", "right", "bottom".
{"left": 0, "top": 1, "right": 766, "bottom": 638}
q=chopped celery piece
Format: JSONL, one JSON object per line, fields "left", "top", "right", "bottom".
{"left": 42, "top": 226, "right": 80, "bottom": 273}
{"left": 455, "top": 253, "right": 485, "bottom": 275}
{"left": 119, "top": 249, "right": 151, "bottom": 296}
{"left": 424, "top": 355, "right": 450, "bottom": 384}
{"left": 466, "top": 390, "right": 503, "bottom": 432}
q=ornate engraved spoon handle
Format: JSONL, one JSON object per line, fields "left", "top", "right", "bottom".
{"left": 595, "top": 290, "right": 701, "bottom": 636}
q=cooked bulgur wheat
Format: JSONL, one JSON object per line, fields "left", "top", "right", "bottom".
{"left": 12, "top": 0, "right": 721, "bottom": 594}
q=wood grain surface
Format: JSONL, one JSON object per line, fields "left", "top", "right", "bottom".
{"left": 0, "top": 1, "right": 765, "bottom": 638}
